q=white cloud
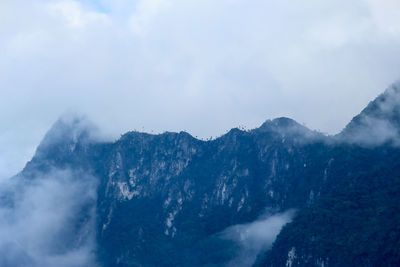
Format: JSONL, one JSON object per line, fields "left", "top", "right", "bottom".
{"left": 47, "top": 1, "right": 111, "bottom": 29}
{"left": 221, "top": 210, "right": 295, "bottom": 267}
{"left": 0, "top": 169, "right": 99, "bottom": 266}
{"left": 1, "top": 0, "right": 400, "bottom": 178}
{"left": 129, "top": 0, "right": 171, "bottom": 34}
{"left": 366, "top": 0, "right": 400, "bottom": 39}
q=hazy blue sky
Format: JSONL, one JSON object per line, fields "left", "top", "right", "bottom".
{"left": 1, "top": 0, "right": 400, "bottom": 178}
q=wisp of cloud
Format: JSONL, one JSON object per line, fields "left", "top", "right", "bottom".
{"left": 220, "top": 210, "right": 295, "bottom": 267}
{"left": 0, "top": 169, "right": 99, "bottom": 267}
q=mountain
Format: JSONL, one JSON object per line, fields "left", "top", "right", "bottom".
{"left": 21, "top": 116, "right": 331, "bottom": 266}
{"left": 2, "top": 83, "right": 400, "bottom": 266}
{"left": 256, "top": 83, "right": 400, "bottom": 266}
{"left": 255, "top": 145, "right": 400, "bottom": 266}
{"left": 338, "top": 83, "right": 400, "bottom": 146}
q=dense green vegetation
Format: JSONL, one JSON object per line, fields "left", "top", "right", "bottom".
{"left": 257, "top": 147, "right": 400, "bottom": 266}
{"left": 14, "top": 85, "right": 400, "bottom": 266}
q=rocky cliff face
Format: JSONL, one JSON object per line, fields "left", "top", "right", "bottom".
{"left": 4, "top": 83, "right": 400, "bottom": 266}
{"left": 16, "top": 116, "right": 334, "bottom": 266}
{"left": 256, "top": 83, "right": 400, "bottom": 267}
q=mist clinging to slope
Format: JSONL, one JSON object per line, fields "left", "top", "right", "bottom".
{"left": 221, "top": 210, "right": 295, "bottom": 267}
{"left": 0, "top": 169, "right": 99, "bottom": 267}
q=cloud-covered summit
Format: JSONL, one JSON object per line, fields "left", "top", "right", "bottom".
{"left": 339, "top": 82, "right": 400, "bottom": 146}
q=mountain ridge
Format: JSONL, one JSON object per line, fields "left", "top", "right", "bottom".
{"left": 4, "top": 83, "right": 400, "bottom": 266}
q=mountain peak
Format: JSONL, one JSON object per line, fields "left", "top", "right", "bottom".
{"left": 259, "top": 117, "right": 305, "bottom": 130}
{"left": 271, "top": 117, "right": 301, "bottom": 127}
{"left": 339, "top": 82, "right": 400, "bottom": 146}
{"left": 255, "top": 117, "right": 322, "bottom": 141}
{"left": 34, "top": 114, "right": 99, "bottom": 159}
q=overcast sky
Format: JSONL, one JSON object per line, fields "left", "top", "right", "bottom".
{"left": 1, "top": 0, "right": 400, "bottom": 178}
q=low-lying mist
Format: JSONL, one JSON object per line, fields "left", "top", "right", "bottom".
{"left": 0, "top": 169, "right": 99, "bottom": 267}
{"left": 220, "top": 210, "right": 295, "bottom": 267}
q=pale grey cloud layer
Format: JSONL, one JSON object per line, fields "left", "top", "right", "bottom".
{"left": 0, "top": 169, "right": 99, "bottom": 266}
{"left": 1, "top": 0, "right": 400, "bottom": 178}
